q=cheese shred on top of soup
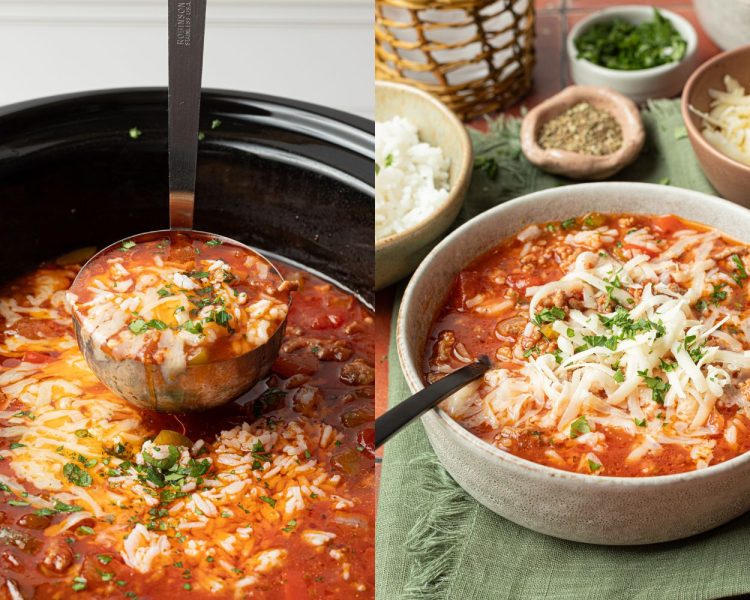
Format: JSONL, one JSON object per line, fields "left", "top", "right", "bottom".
{"left": 427, "top": 213, "right": 750, "bottom": 476}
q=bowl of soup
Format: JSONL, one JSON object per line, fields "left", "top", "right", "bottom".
{"left": 397, "top": 181, "right": 750, "bottom": 545}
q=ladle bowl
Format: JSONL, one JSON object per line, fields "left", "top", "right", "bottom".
{"left": 68, "top": 229, "right": 290, "bottom": 412}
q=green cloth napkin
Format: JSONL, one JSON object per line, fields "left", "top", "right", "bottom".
{"left": 376, "top": 100, "right": 750, "bottom": 600}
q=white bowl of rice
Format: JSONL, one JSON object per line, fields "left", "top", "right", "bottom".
{"left": 375, "top": 81, "right": 473, "bottom": 290}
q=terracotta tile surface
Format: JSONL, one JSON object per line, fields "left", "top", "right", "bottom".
{"left": 375, "top": 0, "right": 721, "bottom": 460}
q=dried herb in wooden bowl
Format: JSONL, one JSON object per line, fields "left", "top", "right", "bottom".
{"left": 537, "top": 102, "right": 623, "bottom": 156}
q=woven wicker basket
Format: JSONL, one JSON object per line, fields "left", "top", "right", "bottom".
{"left": 375, "top": 0, "right": 536, "bottom": 121}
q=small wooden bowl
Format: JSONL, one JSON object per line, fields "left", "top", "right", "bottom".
{"left": 681, "top": 43, "right": 750, "bottom": 206}
{"left": 520, "top": 86, "right": 645, "bottom": 180}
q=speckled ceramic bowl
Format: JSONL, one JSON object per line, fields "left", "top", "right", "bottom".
{"left": 397, "top": 182, "right": 750, "bottom": 545}
{"left": 375, "top": 81, "right": 473, "bottom": 290}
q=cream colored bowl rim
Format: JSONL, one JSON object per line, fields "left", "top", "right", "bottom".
{"left": 567, "top": 5, "right": 698, "bottom": 79}
{"left": 397, "top": 181, "right": 750, "bottom": 487}
{"left": 374, "top": 80, "right": 473, "bottom": 252}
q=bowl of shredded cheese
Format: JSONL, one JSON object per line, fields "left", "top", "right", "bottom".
{"left": 682, "top": 43, "right": 750, "bottom": 205}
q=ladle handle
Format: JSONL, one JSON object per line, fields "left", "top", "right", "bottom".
{"left": 168, "top": 0, "right": 207, "bottom": 230}
{"left": 374, "top": 356, "right": 490, "bottom": 449}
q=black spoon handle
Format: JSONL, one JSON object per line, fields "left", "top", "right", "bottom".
{"left": 375, "top": 356, "right": 491, "bottom": 449}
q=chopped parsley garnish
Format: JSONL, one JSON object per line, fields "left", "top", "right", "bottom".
{"left": 694, "top": 299, "right": 708, "bottom": 313}
{"left": 587, "top": 459, "right": 601, "bottom": 472}
{"left": 97, "top": 554, "right": 113, "bottom": 564}
{"left": 731, "top": 254, "right": 748, "bottom": 285}
{"left": 634, "top": 417, "right": 646, "bottom": 427}
{"left": 384, "top": 154, "right": 394, "bottom": 167}
{"left": 282, "top": 519, "right": 297, "bottom": 532}
{"left": 120, "top": 240, "right": 136, "bottom": 251}
{"left": 129, "top": 318, "right": 148, "bottom": 334}
{"left": 531, "top": 306, "right": 565, "bottom": 327}
{"left": 63, "top": 463, "right": 93, "bottom": 488}
{"left": 259, "top": 496, "right": 276, "bottom": 508}
{"left": 569, "top": 415, "right": 591, "bottom": 439}
{"left": 12, "top": 411, "right": 34, "bottom": 420}
{"left": 77, "top": 525, "right": 95, "bottom": 535}
{"left": 72, "top": 576, "right": 87, "bottom": 592}
{"left": 146, "top": 319, "right": 167, "bottom": 331}
{"left": 187, "top": 270, "right": 209, "bottom": 279}
{"left": 637, "top": 370, "right": 670, "bottom": 405}
{"left": 711, "top": 283, "right": 727, "bottom": 305}
{"left": 9, "top": 442, "right": 25, "bottom": 450}
{"left": 7, "top": 499, "right": 29, "bottom": 507}
{"left": 206, "top": 238, "right": 222, "bottom": 247}
{"left": 214, "top": 310, "right": 232, "bottom": 327}
{"left": 75, "top": 429, "right": 91, "bottom": 438}
{"left": 561, "top": 218, "right": 577, "bottom": 230}
{"left": 157, "top": 288, "right": 173, "bottom": 298}
{"left": 574, "top": 8, "right": 687, "bottom": 71}
{"left": 211, "top": 119, "right": 222, "bottom": 130}
{"left": 143, "top": 445, "right": 180, "bottom": 470}
{"left": 659, "top": 358, "right": 677, "bottom": 372}
{"left": 182, "top": 320, "right": 203, "bottom": 335}
{"left": 35, "top": 507, "right": 58, "bottom": 517}
{"left": 54, "top": 500, "right": 83, "bottom": 512}
{"left": 613, "top": 368, "right": 625, "bottom": 383}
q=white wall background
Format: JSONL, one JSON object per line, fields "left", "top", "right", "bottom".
{"left": 0, "top": 0, "right": 373, "bottom": 118}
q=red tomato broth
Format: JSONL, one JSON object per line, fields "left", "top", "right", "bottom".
{"left": 0, "top": 258, "right": 374, "bottom": 599}
{"left": 425, "top": 212, "right": 750, "bottom": 477}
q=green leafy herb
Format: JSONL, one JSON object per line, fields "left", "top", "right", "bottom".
{"left": 77, "top": 525, "right": 95, "bottom": 535}
{"left": 54, "top": 500, "right": 83, "bottom": 512}
{"left": 282, "top": 519, "right": 297, "bottom": 532}
{"left": 561, "top": 218, "right": 577, "bottom": 230}
{"left": 129, "top": 319, "right": 148, "bottom": 335}
{"left": 63, "top": 463, "right": 93, "bottom": 488}
{"left": 569, "top": 415, "right": 591, "bottom": 439}
{"left": 731, "top": 254, "right": 748, "bottom": 285}
{"left": 660, "top": 358, "right": 677, "bottom": 372}
{"left": 694, "top": 299, "right": 708, "bottom": 313}
{"left": 187, "top": 270, "right": 209, "bottom": 279}
{"left": 384, "top": 154, "right": 394, "bottom": 167}
{"left": 157, "top": 288, "right": 173, "bottom": 298}
{"left": 211, "top": 119, "right": 222, "bottom": 130}
{"left": 531, "top": 306, "right": 565, "bottom": 327}
{"left": 613, "top": 368, "right": 625, "bottom": 383}
{"left": 35, "top": 507, "right": 58, "bottom": 516}
{"left": 120, "top": 240, "right": 136, "bottom": 251}
{"left": 12, "top": 411, "right": 34, "bottom": 420}
{"left": 128, "top": 127, "right": 142, "bottom": 140}
{"left": 711, "top": 283, "right": 727, "bottom": 305}
{"left": 7, "top": 499, "right": 29, "bottom": 507}
{"left": 72, "top": 576, "right": 87, "bottom": 592}
{"left": 473, "top": 155, "right": 498, "bottom": 180}
{"left": 637, "top": 370, "right": 671, "bottom": 405}
{"left": 374, "top": 163, "right": 380, "bottom": 176}
{"left": 146, "top": 319, "right": 168, "bottom": 331}
{"left": 574, "top": 8, "right": 687, "bottom": 71}
{"left": 206, "top": 239, "right": 222, "bottom": 247}
{"left": 9, "top": 442, "right": 25, "bottom": 450}
{"left": 98, "top": 554, "right": 113, "bottom": 564}
{"left": 634, "top": 417, "right": 646, "bottom": 427}
{"left": 259, "top": 496, "right": 276, "bottom": 508}
{"left": 182, "top": 320, "right": 203, "bottom": 335}
{"left": 75, "top": 429, "right": 91, "bottom": 438}
{"left": 587, "top": 459, "right": 602, "bottom": 472}
{"left": 143, "top": 445, "right": 180, "bottom": 470}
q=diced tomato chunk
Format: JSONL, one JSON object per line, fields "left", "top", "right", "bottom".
{"left": 653, "top": 214, "right": 685, "bottom": 234}
{"left": 310, "top": 313, "right": 344, "bottom": 330}
{"left": 506, "top": 273, "right": 542, "bottom": 290}
{"left": 22, "top": 351, "right": 56, "bottom": 363}
{"left": 450, "top": 271, "right": 482, "bottom": 309}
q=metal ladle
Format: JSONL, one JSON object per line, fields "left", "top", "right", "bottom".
{"left": 69, "top": 0, "right": 289, "bottom": 413}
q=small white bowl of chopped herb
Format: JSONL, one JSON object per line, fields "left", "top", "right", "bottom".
{"left": 567, "top": 6, "right": 698, "bottom": 103}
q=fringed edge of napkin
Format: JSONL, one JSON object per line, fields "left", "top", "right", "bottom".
{"left": 401, "top": 453, "right": 478, "bottom": 600}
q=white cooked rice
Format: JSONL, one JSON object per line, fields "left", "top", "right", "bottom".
{"left": 375, "top": 115, "right": 450, "bottom": 240}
